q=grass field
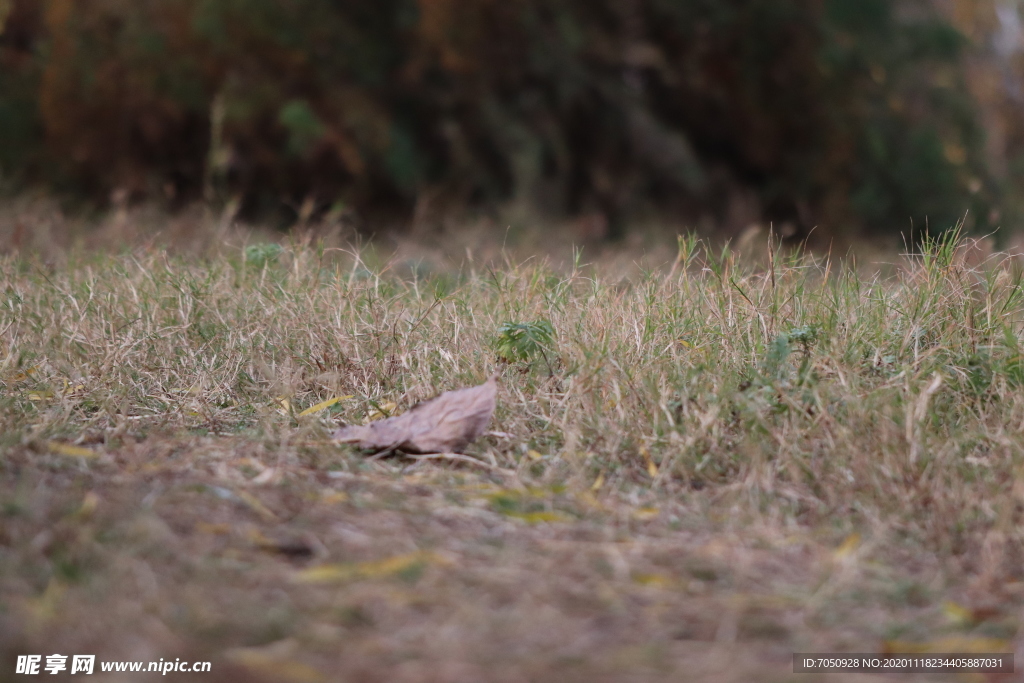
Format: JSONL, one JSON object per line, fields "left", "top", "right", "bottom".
{"left": 2, "top": 230, "right": 1023, "bottom": 681}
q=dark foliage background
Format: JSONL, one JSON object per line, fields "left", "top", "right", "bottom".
{"left": 0, "top": 0, "right": 1010, "bottom": 236}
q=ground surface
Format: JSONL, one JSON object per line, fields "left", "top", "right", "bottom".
{"left": 2, "top": 234, "right": 1023, "bottom": 681}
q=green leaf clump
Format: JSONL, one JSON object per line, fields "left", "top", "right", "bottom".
{"left": 495, "top": 320, "right": 555, "bottom": 364}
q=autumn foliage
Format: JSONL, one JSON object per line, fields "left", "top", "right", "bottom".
{"left": 0, "top": 0, "right": 1003, "bottom": 234}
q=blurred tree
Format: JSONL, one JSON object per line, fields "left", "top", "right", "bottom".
{"left": 0, "top": 0, "right": 1001, "bottom": 236}
{"left": 943, "top": 0, "right": 1024, "bottom": 239}
{"left": 0, "top": 0, "right": 43, "bottom": 186}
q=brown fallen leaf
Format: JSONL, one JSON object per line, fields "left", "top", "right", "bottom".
{"left": 332, "top": 374, "right": 498, "bottom": 454}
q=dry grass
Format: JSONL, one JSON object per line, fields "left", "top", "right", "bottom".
{"left": 2, "top": 227, "right": 1024, "bottom": 681}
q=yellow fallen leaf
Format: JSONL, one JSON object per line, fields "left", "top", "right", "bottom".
{"left": 633, "top": 506, "right": 660, "bottom": 520}
{"left": 632, "top": 573, "right": 676, "bottom": 589}
{"left": 833, "top": 533, "right": 861, "bottom": 561}
{"left": 320, "top": 490, "right": 349, "bottom": 504}
{"left": 245, "top": 527, "right": 274, "bottom": 546}
{"left": 591, "top": 471, "right": 605, "bottom": 491}
{"left": 575, "top": 491, "right": 605, "bottom": 510}
{"left": 10, "top": 365, "right": 39, "bottom": 382}
{"left": 505, "top": 510, "right": 568, "bottom": 524}
{"left": 293, "top": 565, "right": 358, "bottom": 584}
{"left": 276, "top": 397, "right": 292, "bottom": 415}
{"left": 942, "top": 600, "right": 973, "bottom": 627}
{"left": 298, "top": 396, "right": 353, "bottom": 417}
{"left": 77, "top": 491, "right": 100, "bottom": 518}
{"left": 363, "top": 551, "right": 444, "bottom": 576}
{"left": 366, "top": 401, "right": 398, "bottom": 421}
{"left": 733, "top": 593, "right": 802, "bottom": 609}
{"left": 640, "top": 445, "right": 658, "bottom": 477}
{"left": 28, "top": 391, "right": 53, "bottom": 402}
{"left": 457, "top": 482, "right": 503, "bottom": 495}
{"left": 47, "top": 441, "right": 98, "bottom": 459}
{"left": 294, "top": 551, "right": 444, "bottom": 584}
{"left": 62, "top": 380, "right": 85, "bottom": 395}
{"left": 234, "top": 490, "right": 278, "bottom": 521}
{"left": 26, "top": 578, "right": 66, "bottom": 628}
{"left": 195, "top": 522, "right": 232, "bottom": 535}
{"left": 527, "top": 449, "right": 543, "bottom": 461}
{"left": 678, "top": 339, "right": 693, "bottom": 348}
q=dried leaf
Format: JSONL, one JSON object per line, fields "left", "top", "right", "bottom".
{"left": 332, "top": 374, "right": 498, "bottom": 454}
